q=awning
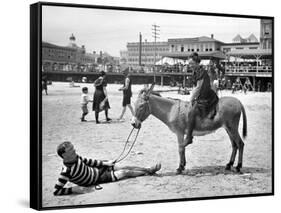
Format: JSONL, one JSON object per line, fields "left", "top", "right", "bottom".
{"left": 161, "top": 51, "right": 226, "bottom": 60}
{"left": 226, "top": 49, "right": 272, "bottom": 59}
{"left": 156, "top": 57, "right": 186, "bottom": 65}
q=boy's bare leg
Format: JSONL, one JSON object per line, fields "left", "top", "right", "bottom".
{"left": 114, "top": 170, "right": 148, "bottom": 180}
{"left": 128, "top": 104, "right": 135, "bottom": 116}
{"left": 118, "top": 107, "right": 126, "bottom": 120}
{"left": 114, "top": 163, "right": 161, "bottom": 175}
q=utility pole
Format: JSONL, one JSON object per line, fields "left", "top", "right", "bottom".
{"left": 139, "top": 32, "right": 142, "bottom": 66}
{"left": 152, "top": 24, "right": 160, "bottom": 83}
{"left": 152, "top": 24, "right": 160, "bottom": 65}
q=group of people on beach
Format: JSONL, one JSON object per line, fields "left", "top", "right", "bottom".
{"left": 54, "top": 52, "right": 220, "bottom": 196}
{"left": 80, "top": 68, "right": 134, "bottom": 123}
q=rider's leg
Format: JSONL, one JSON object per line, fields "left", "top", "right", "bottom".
{"left": 184, "top": 105, "right": 197, "bottom": 145}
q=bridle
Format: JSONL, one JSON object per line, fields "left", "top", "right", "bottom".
{"left": 135, "top": 93, "right": 152, "bottom": 122}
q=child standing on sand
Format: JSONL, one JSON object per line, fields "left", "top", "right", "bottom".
{"left": 80, "top": 87, "right": 92, "bottom": 122}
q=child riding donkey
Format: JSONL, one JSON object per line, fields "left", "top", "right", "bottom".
{"left": 184, "top": 52, "right": 219, "bottom": 146}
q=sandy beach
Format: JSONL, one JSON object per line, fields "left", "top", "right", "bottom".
{"left": 42, "top": 82, "right": 272, "bottom": 208}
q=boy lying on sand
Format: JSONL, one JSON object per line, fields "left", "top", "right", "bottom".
{"left": 54, "top": 141, "right": 161, "bottom": 195}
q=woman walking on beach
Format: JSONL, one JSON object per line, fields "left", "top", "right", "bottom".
{"left": 118, "top": 68, "right": 134, "bottom": 120}
{"left": 92, "top": 71, "right": 111, "bottom": 124}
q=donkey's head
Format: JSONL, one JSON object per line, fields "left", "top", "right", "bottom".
{"left": 131, "top": 84, "right": 155, "bottom": 129}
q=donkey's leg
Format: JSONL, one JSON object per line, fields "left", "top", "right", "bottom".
{"left": 226, "top": 126, "right": 244, "bottom": 173}
{"left": 225, "top": 128, "right": 238, "bottom": 170}
{"left": 176, "top": 133, "right": 186, "bottom": 174}
{"left": 235, "top": 134, "right": 244, "bottom": 173}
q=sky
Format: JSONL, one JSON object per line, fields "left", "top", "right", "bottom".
{"left": 42, "top": 5, "right": 261, "bottom": 57}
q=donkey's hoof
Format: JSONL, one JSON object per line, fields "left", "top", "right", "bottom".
{"left": 176, "top": 168, "right": 183, "bottom": 175}
{"left": 236, "top": 163, "right": 242, "bottom": 173}
{"left": 235, "top": 167, "right": 243, "bottom": 174}
{"left": 225, "top": 164, "right": 232, "bottom": 171}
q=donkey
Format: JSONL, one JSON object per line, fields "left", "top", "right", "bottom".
{"left": 131, "top": 84, "right": 247, "bottom": 174}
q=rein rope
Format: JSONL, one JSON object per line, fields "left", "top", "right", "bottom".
{"left": 114, "top": 94, "right": 151, "bottom": 163}
{"left": 113, "top": 127, "right": 141, "bottom": 163}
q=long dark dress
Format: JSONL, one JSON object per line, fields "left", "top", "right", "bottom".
{"left": 191, "top": 64, "right": 218, "bottom": 115}
{"left": 92, "top": 78, "right": 110, "bottom": 112}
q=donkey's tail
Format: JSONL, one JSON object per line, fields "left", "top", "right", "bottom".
{"left": 241, "top": 103, "right": 247, "bottom": 138}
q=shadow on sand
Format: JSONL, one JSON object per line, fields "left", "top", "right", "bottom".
{"left": 85, "top": 119, "right": 126, "bottom": 124}
{"left": 158, "top": 165, "right": 270, "bottom": 177}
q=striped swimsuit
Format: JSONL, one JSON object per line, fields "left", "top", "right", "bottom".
{"left": 54, "top": 156, "right": 111, "bottom": 195}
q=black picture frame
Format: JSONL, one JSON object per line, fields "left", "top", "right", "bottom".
{"left": 30, "top": 1, "right": 274, "bottom": 210}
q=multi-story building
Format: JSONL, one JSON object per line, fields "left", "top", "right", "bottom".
{"left": 126, "top": 41, "right": 169, "bottom": 67}
{"left": 42, "top": 41, "right": 78, "bottom": 72}
{"left": 221, "top": 42, "right": 259, "bottom": 53}
{"left": 162, "top": 35, "right": 226, "bottom": 60}
{"left": 125, "top": 35, "right": 229, "bottom": 67}
{"left": 260, "top": 19, "right": 272, "bottom": 49}
{"left": 168, "top": 35, "right": 223, "bottom": 53}
{"left": 42, "top": 34, "right": 104, "bottom": 72}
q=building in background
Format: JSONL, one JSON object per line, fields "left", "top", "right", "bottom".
{"left": 232, "top": 34, "right": 258, "bottom": 43}
{"left": 168, "top": 35, "right": 222, "bottom": 53}
{"left": 260, "top": 19, "right": 272, "bottom": 49}
{"left": 120, "top": 50, "right": 128, "bottom": 64}
{"left": 222, "top": 19, "right": 272, "bottom": 91}
{"left": 126, "top": 41, "right": 169, "bottom": 67}
{"left": 163, "top": 35, "right": 225, "bottom": 60}
{"left": 221, "top": 42, "right": 259, "bottom": 53}
{"left": 125, "top": 35, "right": 228, "bottom": 67}
{"left": 42, "top": 34, "right": 115, "bottom": 72}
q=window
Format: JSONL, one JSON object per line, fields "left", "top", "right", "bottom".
{"left": 205, "top": 49, "right": 208, "bottom": 51}
{"left": 181, "top": 46, "right": 184, "bottom": 52}
{"left": 200, "top": 44, "right": 203, "bottom": 52}
{"left": 188, "top": 49, "right": 190, "bottom": 52}
{"left": 191, "top": 49, "right": 194, "bottom": 52}
{"left": 197, "top": 49, "right": 200, "bottom": 52}
{"left": 265, "top": 24, "right": 270, "bottom": 35}
{"left": 209, "top": 48, "right": 213, "bottom": 51}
